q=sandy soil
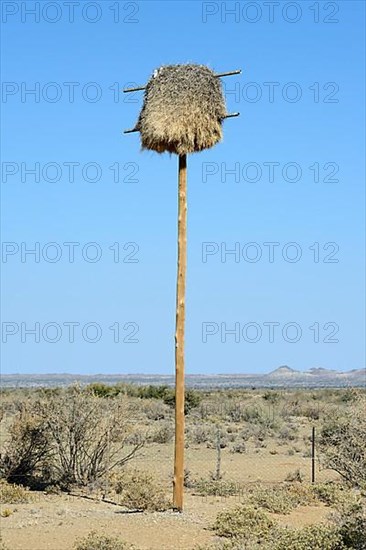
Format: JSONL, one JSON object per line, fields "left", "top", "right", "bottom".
{"left": 1, "top": 492, "right": 214, "bottom": 549}
{"left": 1, "top": 489, "right": 333, "bottom": 550}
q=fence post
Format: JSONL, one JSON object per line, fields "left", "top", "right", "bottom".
{"left": 214, "top": 426, "right": 222, "bottom": 481}
{"left": 311, "top": 426, "right": 316, "bottom": 483}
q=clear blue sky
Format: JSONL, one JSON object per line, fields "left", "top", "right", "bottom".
{"left": 1, "top": 1, "right": 365, "bottom": 374}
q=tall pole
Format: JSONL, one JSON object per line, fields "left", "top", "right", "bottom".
{"left": 173, "top": 154, "right": 187, "bottom": 512}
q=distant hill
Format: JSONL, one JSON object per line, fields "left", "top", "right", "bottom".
{"left": 308, "top": 367, "right": 337, "bottom": 376}
{"left": 1, "top": 367, "right": 365, "bottom": 389}
{"left": 266, "top": 366, "right": 366, "bottom": 380}
{"left": 267, "top": 366, "right": 301, "bottom": 377}
{"left": 346, "top": 368, "right": 366, "bottom": 377}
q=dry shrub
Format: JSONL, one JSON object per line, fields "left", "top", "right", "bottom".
{"left": 331, "top": 499, "right": 366, "bottom": 549}
{"left": 210, "top": 516, "right": 346, "bottom": 550}
{"left": 41, "top": 387, "right": 144, "bottom": 488}
{"left": 210, "top": 486, "right": 365, "bottom": 549}
{"left": 194, "top": 478, "right": 239, "bottom": 497}
{"left": 202, "top": 524, "right": 345, "bottom": 550}
{"left": 0, "top": 479, "right": 32, "bottom": 504}
{"left": 319, "top": 396, "right": 366, "bottom": 489}
{"left": 0, "top": 386, "right": 144, "bottom": 489}
{"left": 74, "top": 531, "right": 135, "bottom": 550}
{"left": 213, "top": 505, "right": 275, "bottom": 539}
{"left": 142, "top": 400, "right": 168, "bottom": 421}
{"left": 278, "top": 425, "right": 298, "bottom": 442}
{"left": 0, "top": 407, "right": 52, "bottom": 486}
{"left": 230, "top": 441, "right": 246, "bottom": 454}
{"left": 150, "top": 421, "right": 174, "bottom": 444}
{"left": 285, "top": 469, "right": 304, "bottom": 483}
{"left": 114, "top": 470, "right": 170, "bottom": 512}
{"left": 268, "top": 524, "right": 344, "bottom": 550}
{"left": 190, "top": 424, "right": 215, "bottom": 445}
{"left": 194, "top": 543, "right": 246, "bottom": 550}
{"left": 245, "top": 483, "right": 314, "bottom": 514}
{"left": 311, "top": 482, "right": 349, "bottom": 506}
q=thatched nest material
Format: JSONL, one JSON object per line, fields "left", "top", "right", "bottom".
{"left": 136, "top": 64, "right": 227, "bottom": 155}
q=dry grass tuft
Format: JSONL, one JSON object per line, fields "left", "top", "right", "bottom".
{"left": 114, "top": 469, "right": 171, "bottom": 512}
{"left": 74, "top": 531, "right": 135, "bottom": 550}
{"left": 0, "top": 480, "right": 32, "bottom": 504}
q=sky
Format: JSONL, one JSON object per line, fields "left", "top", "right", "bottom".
{"left": 1, "top": 0, "right": 365, "bottom": 375}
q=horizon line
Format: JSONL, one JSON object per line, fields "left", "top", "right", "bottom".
{"left": 1, "top": 367, "right": 365, "bottom": 377}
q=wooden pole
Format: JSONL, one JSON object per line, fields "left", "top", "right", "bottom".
{"left": 311, "top": 426, "right": 316, "bottom": 483}
{"left": 173, "top": 154, "right": 187, "bottom": 512}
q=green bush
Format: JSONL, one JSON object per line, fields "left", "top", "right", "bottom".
{"left": 87, "top": 383, "right": 200, "bottom": 407}
{"left": 311, "top": 483, "right": 346, "bottom": 506}
{"left": 209, "top": 518, "right": 347, "bottom": 550}
{"left": 286, "top": 483, "right": 315, "bottom": 506}
{"left": 74, "top": 532, "right": 134, "bottom": 550}
{"left": 86, "top": 383, "right": 121, "bottom": 398}
{"left": 209, "top": 488, "right": 365, "bottom": 550}
{"left": 136, "top": 385, "right": 170, "bottom": 400}
{"left": 213, "top": 505, "right": 275, "bottom": 539}
{"left": 247, "top": 483, "right": 314, "bottom": 514}
{"left": 263, "top": 391, "right": 281, "bottom": 404}
{"left": 86, "top": 382, "right": 170, "bottom": 400}
{"left": 163, "top": 388, "right": 201, "bottom": 414}
{"left": 194, "top": 478, "right": 239, "bottom": 497}
{"left": 269, "top": 524, "right": 344, "bottom": 550}
{"left": 248, "top": 485, "right": 295, "bottom": 514}
{"left": 194, "top": 542, "right": 248, "bottom": 550}
{"left": 339, "top": 389, "right": 358, "bottom": 403}
{"left": 99, "top": 383, "right": 202, "bottom": 414}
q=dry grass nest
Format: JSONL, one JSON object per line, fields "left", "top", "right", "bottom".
{"left": 135, "top": 64, "right": 228, "bottom": 155}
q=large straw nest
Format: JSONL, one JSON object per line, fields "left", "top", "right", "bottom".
{"left": 136, "top": 64, "right": 227, "bottom": 155}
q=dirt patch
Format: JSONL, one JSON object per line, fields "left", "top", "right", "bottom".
{"left": 1, "top": 493, "right": 214, "bottom": 550}
{"left": 1, "top": 492, "right": 336, "bottom": 550}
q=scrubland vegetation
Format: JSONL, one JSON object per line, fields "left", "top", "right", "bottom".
{"left": 0, "top": 384, "right": 365, "bottom": 549}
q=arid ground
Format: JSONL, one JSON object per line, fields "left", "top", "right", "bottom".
{"left": 0, "top": 384, "right": 364, "bottom": 550}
